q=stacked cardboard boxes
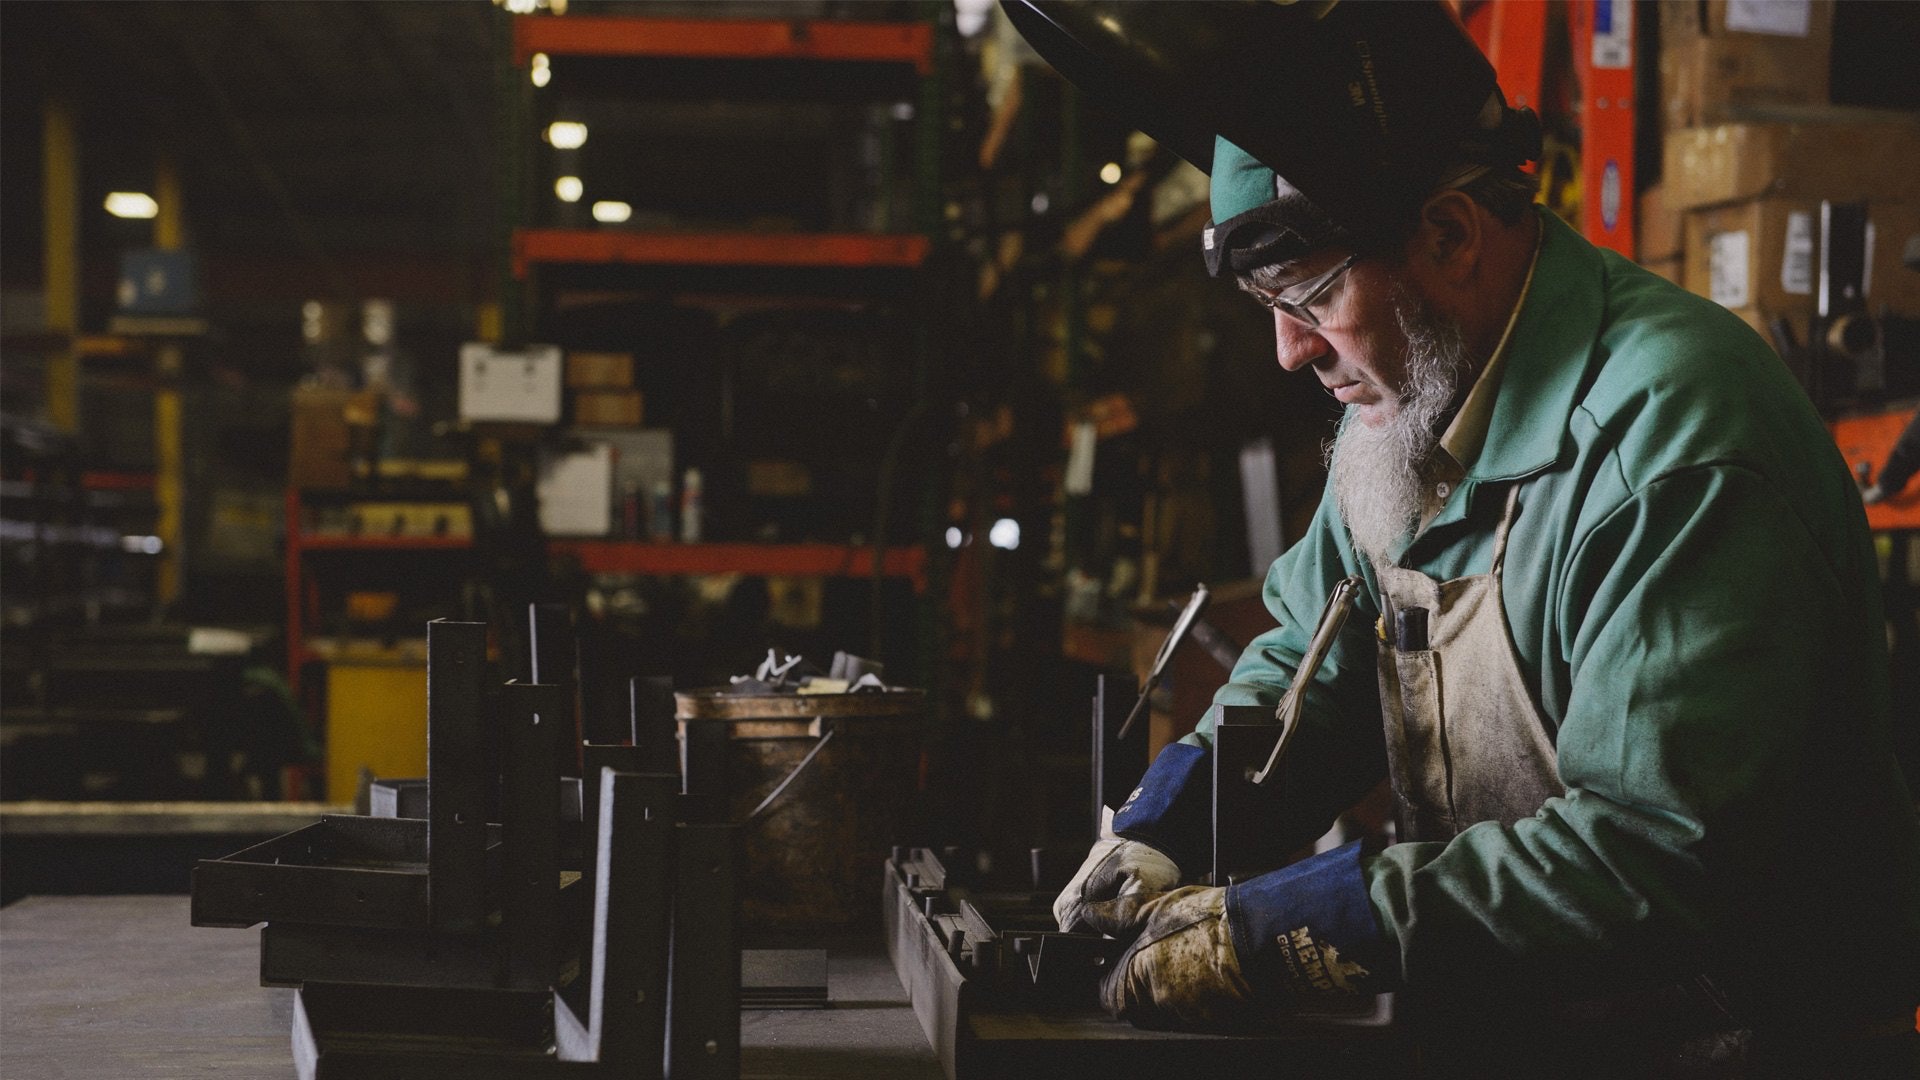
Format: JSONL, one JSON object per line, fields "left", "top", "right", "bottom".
{"left": 1663, "top": 112, "right": 1920, "bottom": 341}
{"left": 1647, "top": 4, "right": 1920, "bottom": 365}
{"left": 1658, "top": 1, "right": 1834, "bottom": 131}
{"left": 566, "top": 350, "right": 644, "bottom": 428}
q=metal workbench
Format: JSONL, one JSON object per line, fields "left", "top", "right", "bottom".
{"left": 0, "top": 895, "right": 944, "bottom": 1079}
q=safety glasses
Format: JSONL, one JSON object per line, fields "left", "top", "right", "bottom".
{"left": 1250, "top": 253, "right": 1359, "bottom": 329}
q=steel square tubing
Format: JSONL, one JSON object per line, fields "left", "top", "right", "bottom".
{"left": 261, "top": 920, "right": 498, "bottom": 990}
{"left": 574, "top": 744, "right": 657, "bottom": 1010}
{"left": 292, "top": 981, "right": 560, "bottom": 1080}
{"left": 1212, "top": 704, "right": 1283, "bottom": 887}
{"left": 1092, "top": 674, "right": 1141, "bottom": 833}
{"left": 190, "top": 816, "right": 431, "bottom": 930}
{"left": 668, "top": 822, "right": 738, "bottom": 1080}
{"left": 529, "top": 604, "right": 582, "bottom": 777}
{"left": 589, "top": 769, "right": 675, "bottom": 1067}
{"left": 429, "top": 619, "right": 490, "bottom": 933}
{"left": 501, "top": 680, "right": 566, "bottom": 990}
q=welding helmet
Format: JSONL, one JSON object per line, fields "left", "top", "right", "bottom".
{"left": 1000, "top": 0, "right": 1541, "bottom": 276}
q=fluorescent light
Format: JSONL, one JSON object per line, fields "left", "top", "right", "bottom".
{"left": 1100, "top": 162, "right": 1123, "bottom": 185}
{"left": 545, "top": 121, "right": 587, "bottom": 149}
{"left": 554, "top": 176, "right": 583, "bottom": 202}
{"left": 530, "top": 53, "right": 551, "bottom": 87}
{"left": 104, "top": 192, "right": 158, "bottom": 219}
{"left": 591, "top": 201, "right": 631, "bottom": 223}
{"left": 989, "top": 518, "right": 1020, "bottom": 550}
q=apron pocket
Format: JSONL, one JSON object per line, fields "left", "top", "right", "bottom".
{"left": 1379, "top": 647, "right": 1455, "bottom": 839}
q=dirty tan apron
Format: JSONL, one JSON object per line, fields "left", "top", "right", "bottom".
{"left": 1374, "top": 486, "right": 1560, "bottom": 844}
{"left": 1370, "top": 486, "right": 1759, "bottom": 1079}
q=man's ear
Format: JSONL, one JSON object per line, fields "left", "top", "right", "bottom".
{"left": 1411, "top": 190, "right": 1482, "bottom": 282}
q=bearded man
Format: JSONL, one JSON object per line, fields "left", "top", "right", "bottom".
{"left": 1010, "top": 2, "right": 1920, "bottom": 1076}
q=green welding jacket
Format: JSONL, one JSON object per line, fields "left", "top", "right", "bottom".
{"left": 1112, "top": 210, "right": 1920, "bottom": 1027}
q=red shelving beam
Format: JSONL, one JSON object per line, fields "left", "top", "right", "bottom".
{"left": 295, "top": 535, "right": 474, "bottom": 551}
{"left": 514, "top": 15, "right": 933, "bottom": 73}
{"left": 513, "top": 229, "right": 929, "bottom": 277}
{"left": 549, "top": 540, "right": 927, "bottom": 592}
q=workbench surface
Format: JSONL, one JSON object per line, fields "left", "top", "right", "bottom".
{"left": 0, "top": 894, "right": 944, "bottom": 1079}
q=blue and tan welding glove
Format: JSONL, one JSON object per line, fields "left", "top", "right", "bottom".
{"left": 1099, "top": 884, "right": 1272, "bottom": 1031}
{"left": 1054, "top": 808, "right": 1182, "bottom": 934}
{"left": 1102, "top": 841, "right": 1389, "bottom": 1031}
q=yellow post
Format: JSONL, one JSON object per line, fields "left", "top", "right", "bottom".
{"left": 42, "top": 99, "right": 79, "bottom": 432}
{"left": 155, "top": 157, "right": 185, "bottom": 603}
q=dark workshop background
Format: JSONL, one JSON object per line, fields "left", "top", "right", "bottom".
{"left": 2, "top": 0, "right": 1918, "bottom": 902}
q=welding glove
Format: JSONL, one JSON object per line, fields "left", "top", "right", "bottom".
{"left": 1053, "top": 810, "right": 1182, "bottom": 934}
{"left": 1097, "top": 884, "right": 1279, "bottom": 1032}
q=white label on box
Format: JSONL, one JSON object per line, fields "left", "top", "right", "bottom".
{"left": 1591, "top": 0, "right": 1633, "bottom": 70}
{"left": 1709, "top": 230, "right": 1753, "bottom": 308}
{"left": 1725, "top": 0, "right": 1812, "bottom": 37}
{"left": 1781, "top": 211, "right": 1815, "bottom": 295}
{"left": 459, "top": 343, "right": 563, "bottom": 424}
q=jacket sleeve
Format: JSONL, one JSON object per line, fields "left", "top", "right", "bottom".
{"left": 1112, "top": 496, "right": 1390, "bottom": 872}
{"left": 1356, "top": 464, "right": 1888, "bottom": 998}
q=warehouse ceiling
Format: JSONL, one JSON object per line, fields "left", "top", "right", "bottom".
{"left": 1, "top": 0, "right": 922, "bottom": 294}
{"left": 3, "top": 0, "right": 500, "bottom": 265}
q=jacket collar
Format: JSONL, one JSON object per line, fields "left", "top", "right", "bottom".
{"left": 1463, "top": 209, "right": 1605, "bottom": 483}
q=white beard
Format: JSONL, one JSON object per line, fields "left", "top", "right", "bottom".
{"left": 1326, "top": 282, "right": 1473, "bottom": 567}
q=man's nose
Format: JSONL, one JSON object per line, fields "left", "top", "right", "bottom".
{"left": 1272, "top": 311, "right": 1328, "bottom": 373}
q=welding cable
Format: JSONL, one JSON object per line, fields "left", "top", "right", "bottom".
{"left": 745, "top": 723, "right": 839, "bottom": 823}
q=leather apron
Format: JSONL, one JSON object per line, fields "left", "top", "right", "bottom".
{"left": 1371, "top": 486, "right": 1757, "bottom": 1079}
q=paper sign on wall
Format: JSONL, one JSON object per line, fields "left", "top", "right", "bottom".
{"left": 1781, "top": 212, "right": 1815, "bottom": 295}
{"left": 459, "top": 343, "right": 562, "bottom": 424}
{"left": 1709, "top": 231, "right": 1753, "bottom": 308}
{"left": 1726, "top": 0, "right": 1813, "bottom": 37}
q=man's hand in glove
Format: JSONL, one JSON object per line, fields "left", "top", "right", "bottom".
{"left": 1095, "top": 885, "right": 1285, "bottom": 1032}
{"left": 1053, "top": 822, "right": 1181, "bottom": 933}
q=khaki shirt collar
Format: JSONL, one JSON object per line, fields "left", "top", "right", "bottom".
{"left": 1437, "top": 219, "right": 1545, "bottom": 474}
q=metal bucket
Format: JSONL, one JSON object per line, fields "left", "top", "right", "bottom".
{"left": 676, "top": 691, "right": 922, "bottom": 930}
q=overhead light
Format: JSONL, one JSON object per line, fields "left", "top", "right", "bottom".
{"left": 1099, "top": 162, "right": 1123, "bottom": 185}
{"left": 554, "top": 176, "right": 583, "bottom": 203}
{"left": 591, "top": 201, "right": 631, "bottom": 223}
{"left": 104, "top": 192, "right": 158, "bottom": 219}
{"left": 954, "top": 0, "right": 995, "bottom": 37}
{"left": 530, "top": 53, "right": 551, "bottom": 87}
{"left": 545, "top": 121, "right": 587, "bottom": 149}
{"left": 989, "top": 518, "right": 1020, "bottom": 550}
{"left": 945, "top": 527, "right": 964, "bottom": 549}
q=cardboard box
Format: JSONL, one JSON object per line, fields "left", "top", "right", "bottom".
{"left": 1638, "top": 182, "right": 1684, "bottom": 262}
{"left": 1660, "top": 0, "right": 1832, "bottom": 41}
{"left": 1686, "top": 198, "right": 1920, "bottom": 319}
{"left": 1869, "top": 202, "right": 1920, "bottom": 316}
{"left": 1664, "top": 111, "right": 1920, "bottom": 212}
{"left": 565, "top": 351, "right": 634, "bottom": 389}
{"left": 290, "top": 385, "right": 352, "bottom": 490}
{"left": 1684, "top": 198, "right": 1821, "bottom": 316}
{"left": 572, "top": 390, "right": 644, "bottom": 428}
{"left": 1658, "top": 2, "right": 1833, "bottom": 130}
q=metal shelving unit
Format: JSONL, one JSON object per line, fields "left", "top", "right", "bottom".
{"left": 499, "top": 8, "right": 947, "bottom": 682}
